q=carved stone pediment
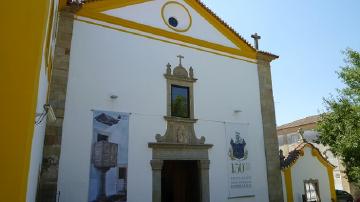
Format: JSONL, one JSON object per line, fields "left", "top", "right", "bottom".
{"left": 152, "top": 56, "right": 207, "bottom": 145}
{"left": 173, "top": 65, "right": 188, "bottom": 78}
{"left": 155, "top": 116, "right": 205, "bottom": 144}
{"left": 164, "top": 63, "right": 197, "bottom": 83}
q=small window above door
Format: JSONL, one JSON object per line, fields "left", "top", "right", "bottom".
{"left": 171, "top": 85, "right": 190, "bottom": 118}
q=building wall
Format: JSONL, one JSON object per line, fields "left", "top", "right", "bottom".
{"left": 26, "top": 63, "right": 49, "bottom": 202}
{"left": 103, "top": 0, "right": 238, "bottom": 49}
{"left": 0, "top": 0, "right": 61, "bottom": 201}
{"left": 278, "top": 129, "right": 349, "bottom": 192}
{"left": 290, "top": 147, "right": 332, "bottom": 202}
{"left": 57, "top": 19, "right": 269, "bottom": 202}
{"left": 282, "top": 173, "right": 288, "bottom": 202}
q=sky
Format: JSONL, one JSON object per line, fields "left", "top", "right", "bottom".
{"left": 202, "top": 0, "right": 360, "bottom": 126}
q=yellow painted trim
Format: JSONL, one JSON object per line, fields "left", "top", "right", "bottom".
{"left": 327, "top": 166, "right": 337, "bottom": 202}
{"left": 161, "top": 1, "right": 192, "bottom": 32}
{"left": 0, "top": 0, "right": 52, "bottom": 200}
{"left": 46, "top": 61, "right": 53, "bottom": 102}
{"left": 59, "top": 0, "right": 67, "bottom": 10}
{"left": 82, "top": 0, "right": 151, "bottom": 12}
{"left": 307, "top": 144, "right": 336, "bottom": 201}
{"left": 284, "top": 168, "right": 294, "bottom": 202}
{"left": 21, "top": 2, "right": 52, "bottom": 201}
{"left": 308, "top": 144, "right": 335, "bottom": 169}
{"left": 76, "top": 0, "right": 257, "bottom": 60}
{"left": 286, "top": 144, "right": 335, "bottom": 170}
{"left": 184, "top": 0, "right": 255, "bottom": 52}
{"left": 45, "top": 0, "right": 54, "bottom": 81}
{"left": 76, "top": 18, "right": 256, "bottom": 64}
{"left": 77, "top": 9, "right": 256, "bottom": 59}
{"left": 284, "top": 143, "right": 337, "bottom": 202}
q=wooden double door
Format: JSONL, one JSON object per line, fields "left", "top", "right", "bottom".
{"left": 161, "top": 160, "right": 201, "bottom": 202}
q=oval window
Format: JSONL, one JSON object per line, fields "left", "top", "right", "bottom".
{"left": 161, "top": 2, "right": 192, "bottom": 32}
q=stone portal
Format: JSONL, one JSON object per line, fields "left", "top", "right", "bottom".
{"left": 148, "top": 57, "right": 212, "bottom": 202}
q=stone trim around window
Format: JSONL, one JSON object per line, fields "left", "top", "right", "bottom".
{"left": 164, "top": 62, "right": 196, "bottom": 119}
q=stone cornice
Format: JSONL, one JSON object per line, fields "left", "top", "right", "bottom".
{"left": 164, "top": 74, "right": 197, "bottom": 82}
{"left": 164, "top": 116, "right": 197, "bottom": 123}
{"left": 148, "top": 142, "right": 213, "bottom": 149}
{"left": 257, "top": 50, "right": 279, "bottom": 63}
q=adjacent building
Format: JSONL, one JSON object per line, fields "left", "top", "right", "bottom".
{"left": 278, "top": 115, "right": 360, "bottom": 201}
{"left": 280, "top": 140, "right": 336, "bottom": 202}
{"left": 0, "top": 0, "right": 66, "bottom": 201}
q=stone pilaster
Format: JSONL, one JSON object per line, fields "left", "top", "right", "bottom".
{"left": 36, "top": 6, "right": 77, "bottom": 202}
{"left": 198, "top": 160, "right": 210, "bottom": 202}
{"left": 257, "top": 52, "right": 284, "bottom": 202}
{"left": 150, "top": 160, "right": 164, "bottom": 202}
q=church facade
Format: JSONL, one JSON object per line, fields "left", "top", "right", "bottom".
{"left": 52, "top": 1, "right": 283, "bottom": 201}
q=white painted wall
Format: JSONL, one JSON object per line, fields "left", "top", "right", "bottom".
{"left": 58, "top": 18, "right": 268, "bottom": 202}
{"left": 291, "top": 147, "right": 332, "bottom": 202}
{"left": 278, "top": 129, "right": 345, "bottom": 191}
{"left": 26, "top": 60, "right": 48, "bottom": 202}
{"left": 26, "top": 0, "right": 59, "bottom": 200}
{"left": 104, "top": 0, "right": 239, "bottom": 49}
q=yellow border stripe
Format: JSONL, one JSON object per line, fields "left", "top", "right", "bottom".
{"left": 77, "top": 9, "right": 256, "bottom": 59}
{"left": 284, "top": 168, "right": 294, "bottom": 202}
{"left": 184, "top": 0, "right": 255, "bottom": 52}
{"left": 327, "top": 167, "right": 337, "bottom": 201}
{"left": 83, "top": 0, "right": 151, "bottom": 12}
{"left": 75, "top": 0, "right": 257, "bottom": 60}
{"left": 75, "top": 18, "right": 257, "bottom": 64}
{"left": 284, "top": 144, "right": 337, "bottom": 202}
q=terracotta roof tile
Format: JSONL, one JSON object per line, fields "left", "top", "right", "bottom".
{"left": 258, "top": 50, "right": 279, "bottom": 58}
{"left": 277, "top": 115, "right": 320, "bottom": 130}
{"left": 280, "top": 142, "right": 335, "bottom": 169}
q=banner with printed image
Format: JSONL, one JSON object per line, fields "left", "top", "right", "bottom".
{"left": 88, "top": 110, "right": 130, "bottom": 202}
{"left": 225, "top": 123, "right": 254, "bottom": 198}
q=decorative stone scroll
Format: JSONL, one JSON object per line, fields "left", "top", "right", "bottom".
{"left": 155, "top": 116, "right": 205, "bottom": 144}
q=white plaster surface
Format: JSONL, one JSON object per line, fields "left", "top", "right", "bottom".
{"left": 103, "top": 0, "right": 239, "bottom": 49}
{"left": 58, "top": 19, "right": 268, "bottom": 202}
{"left": 26, "top": 2, "right": 61, "bottom": 196}
{"left": 290, "top": 147, "right": 332, "bottom": 202}
{"left": 26, "top": 61, "right": 48, "bottom": 202}
{"left": 278, "top": 129, "right": 345, "bottom": 191}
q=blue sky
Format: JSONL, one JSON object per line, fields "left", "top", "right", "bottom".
{"left": 202, "top": 0, "right": 360, "bottom": 125}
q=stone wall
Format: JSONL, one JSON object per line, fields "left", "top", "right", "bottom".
{"left": 36, "top": 6, "right": 76, "bottom": 202}
{"left": 257, "top": 52, "right": 284, "bottom": 202}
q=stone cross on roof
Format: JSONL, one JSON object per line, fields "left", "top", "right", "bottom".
{"left": 251, "top": 33, "right": 261, "bottom": 50}
{"left": 177, "top": 55, "right": 184, "bottom": 66}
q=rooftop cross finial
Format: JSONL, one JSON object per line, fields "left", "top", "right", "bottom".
{"left": 177, "top": 55, "right": 184, "bottom": 66}
{"left": 298, "top": 128, "right": 306, "bottom": 142}
{"left": 251, "top": 33, "right": 261, "bottom": 50}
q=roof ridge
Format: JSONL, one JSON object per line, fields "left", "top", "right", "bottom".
{"left": 280, "top": 142, "right": 335, "bottom": 169}
{"left": 277, "top": 114, "right": 320, "bottom": 130}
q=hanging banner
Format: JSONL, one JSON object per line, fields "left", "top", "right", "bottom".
{"left": 225, "top": 123, "right": 254, "bottom": 198}
{"left": 88, "top": 110, "right": 130, "bottom": 202}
